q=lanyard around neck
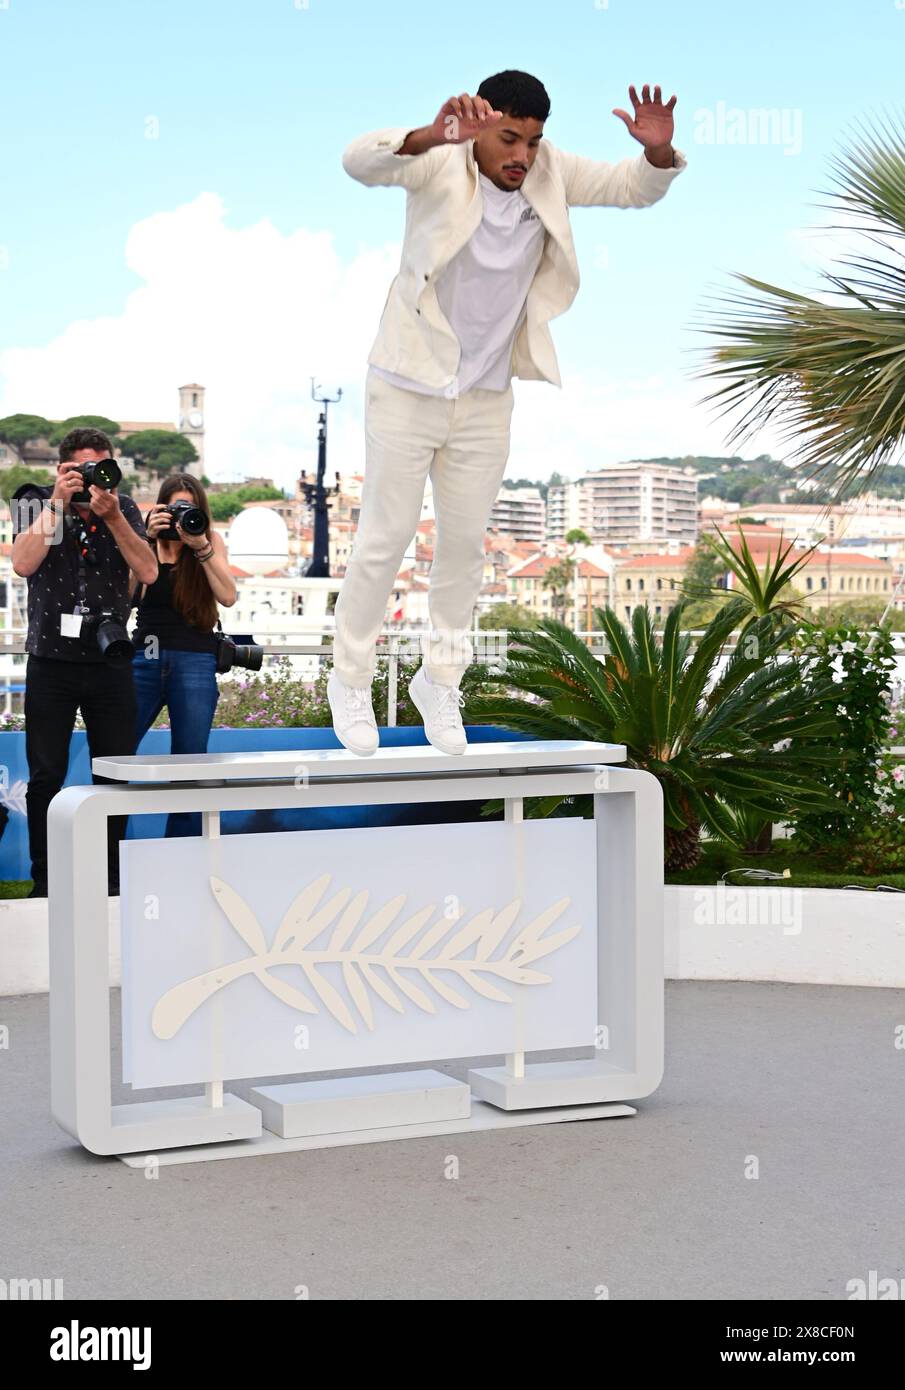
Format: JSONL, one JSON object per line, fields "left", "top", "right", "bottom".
{"left": 67, "top": 509, "right": 100, "bottom": 611}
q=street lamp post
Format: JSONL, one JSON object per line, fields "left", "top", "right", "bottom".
{"left": 299, "top": 378, "right": 342, "bottom": 578}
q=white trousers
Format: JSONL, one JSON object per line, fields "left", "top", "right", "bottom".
{"left": 332, "top": 367, "right": 515, "bottom": 687}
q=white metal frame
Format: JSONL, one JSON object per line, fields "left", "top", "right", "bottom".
{"left": 47, "top": 742, "right": 663, "bottom": 1159}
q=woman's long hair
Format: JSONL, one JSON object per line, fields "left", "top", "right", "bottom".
{"left": 151, "top": 474, "right": 219, "bottom": 631}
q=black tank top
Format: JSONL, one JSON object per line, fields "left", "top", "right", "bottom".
{"left": 132, "top": 563, "right": 219, "bottom": 655}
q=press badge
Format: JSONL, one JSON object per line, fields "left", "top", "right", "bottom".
{"left": 60, "top": 611, "right": 83, "bottom": 638}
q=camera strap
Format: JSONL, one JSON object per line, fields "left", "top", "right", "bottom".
{"left": 64, "top": 510, "right": 97, "bottom": 613}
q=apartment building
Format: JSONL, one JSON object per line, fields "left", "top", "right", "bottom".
{"left": 507, "top": 552, "right": 611, "bottom": 627}
{"left": 489, "top": 485, "right": 545, "bottom": 543}
{"left": 545, "top": 478, "right": 587, "bottom": 540}
{"left": 615, "top": 550, "right": 691, "bottom": 621}
{"left": 548, "top": 462, "right": 698, "bottom": 546}
{"left": 794, "top": 550, "right": 895, "bottom": 608}
{"left": 708, "top": 499, "right": 905, "bottom": 546}
{"left": 614, "top": 533, "right": 896, "bottom": 621}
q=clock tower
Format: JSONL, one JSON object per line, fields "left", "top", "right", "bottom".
{"left": 178, "top": 383, "right": 205, "bottom": 478}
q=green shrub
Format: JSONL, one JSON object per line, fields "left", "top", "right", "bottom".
{"left": 790, "top": 623, "right": 898, "bottom": 847}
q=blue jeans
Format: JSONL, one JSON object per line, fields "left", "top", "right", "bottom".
{"left": 133, "top": 647, "right": 219, "bottom": 837}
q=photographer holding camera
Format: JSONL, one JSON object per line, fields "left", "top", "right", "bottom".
{"left": 131, "top": 475, "right": 243, "bottom": 837}
{"left": 11, "top": 426, "right": 158, "bottom": 897}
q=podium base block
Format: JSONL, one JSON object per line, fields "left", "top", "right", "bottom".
{"left": 116, "top": 1098, "right": 636, "bottom": 1167}
{"left": 468, "top": 1059, "right": 639, "bottom": 1111}
{"left": 250, "top": 1069, "right": 471, "bottom": 1138}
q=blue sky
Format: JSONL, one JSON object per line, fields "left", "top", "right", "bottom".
{"left": 0, "top": 0, "right": 902, "bottom": 485}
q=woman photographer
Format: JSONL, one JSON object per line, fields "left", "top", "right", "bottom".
{"left": 132, "top": 474, "right": 237, "bottom": 836}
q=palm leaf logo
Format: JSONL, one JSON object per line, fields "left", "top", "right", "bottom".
{"left": 151, "top": 873, "right": 582, "bottom": 1040}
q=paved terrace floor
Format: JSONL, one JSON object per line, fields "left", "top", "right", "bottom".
{"left": 1, "top": 980, "right": 903, "bottom": 1301}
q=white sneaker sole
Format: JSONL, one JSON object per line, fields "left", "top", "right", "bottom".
{"left": 328, "top": 677, "right": 379, "bottom": 756}
{"left": 409, "top": 672, "right": 467, "bottom": 756}
{"left": 333, "top": 726, "right": 378, "bottom": 756}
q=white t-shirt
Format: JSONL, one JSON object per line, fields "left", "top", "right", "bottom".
{"left": 372, "top": 170, "right": 546, "bottom": 397}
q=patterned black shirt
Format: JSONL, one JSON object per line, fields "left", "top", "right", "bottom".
{"left": 12, "top": 485, "right": 148, "bottom": 662}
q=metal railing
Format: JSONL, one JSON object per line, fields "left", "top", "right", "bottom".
{"left": 2, "top": 624, "right": 904, "bottom": 728}
{"left": 0, "top": 626, "right": 607, "bottom": 726}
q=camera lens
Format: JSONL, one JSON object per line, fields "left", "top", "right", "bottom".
{"left": 91, "top": 459, "right": 122, "bottom": 490}
{"left": 81, "top": 459, "right": 122, "bottom": 492}
{"left": 179, "top": 505, "right": 207, "bottom": 535}
{"left": 232, "top": 643, "right": 264, "bottom": 672}
{"left": 166, "top": 501, "right": 207, "bottom": 536}
{"left": 216, "top": 637, "right": 264, "bottom": 674}
{"left": 95, "top": 616, "right": 133, "bottom": 664}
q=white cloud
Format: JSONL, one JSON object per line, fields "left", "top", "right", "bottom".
{"left": 0, "top": 192, "right": 396, "bottom": 488}
{"left": 0, "top": 190, "right": 771, "bottom": 489}
{"left": 509, "top": 370, "right": 772, "bottom": 476}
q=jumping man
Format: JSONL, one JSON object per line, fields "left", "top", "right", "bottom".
{"left": 330, "top": 70, "right": 686, "bottom": 755}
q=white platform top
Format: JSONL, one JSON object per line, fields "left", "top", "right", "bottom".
{"left": 92, "top": 739, "right": 626, "bottom": 784}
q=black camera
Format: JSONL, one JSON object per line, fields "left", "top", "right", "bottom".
{"left": 215, "top": 634, "right": 264, "bottom": 674}
{"left": 159, "top": 501, "right": 207, "bottom": 540}
{"left": 80, "top": 610, "right": 133, "bottom": 664}
{"left": 72, "top": 458, "right": 122, "bottom": 505}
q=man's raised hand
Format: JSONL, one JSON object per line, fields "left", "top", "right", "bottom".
{"left": 612, "top": 83, "right": 677, "bottom": 150}
{"left": 431, "top": 93, "right": 503, "bottom": 145}
{"left": 88, "top": 484, "right": 122, "bottom": 520}
{"left": 51, "top": 464, "right": 84, "bottom": 508}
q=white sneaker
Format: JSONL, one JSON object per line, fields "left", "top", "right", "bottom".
{"left": 409, "top": 665, "right": 468, "bottom": 755}
{"left": 327, "top": 672, "right": 378, "bottom": 755}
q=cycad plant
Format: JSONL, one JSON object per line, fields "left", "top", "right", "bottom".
{"left": 464, "top": 598, "right": 841, "bottom": 870}
{"left": 695, "top": 113, "right": 905, "bottom": 496}
{"left": 708, "top": 525, "right": 816, "bottom": 625}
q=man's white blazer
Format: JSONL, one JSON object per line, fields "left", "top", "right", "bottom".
{"left": 342, "top": 125, "right": 687, "bottom": 389}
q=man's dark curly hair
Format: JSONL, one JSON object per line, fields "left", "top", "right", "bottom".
{"left": 476, "top": 70, "right": 550, "bottom": 123}
{"left": 58, "top": 426, "right": 114, "bottom": 461}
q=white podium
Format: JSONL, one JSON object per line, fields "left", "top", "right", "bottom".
{"left": 47, "top": 740, "right": 664, "bottom": 1166}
